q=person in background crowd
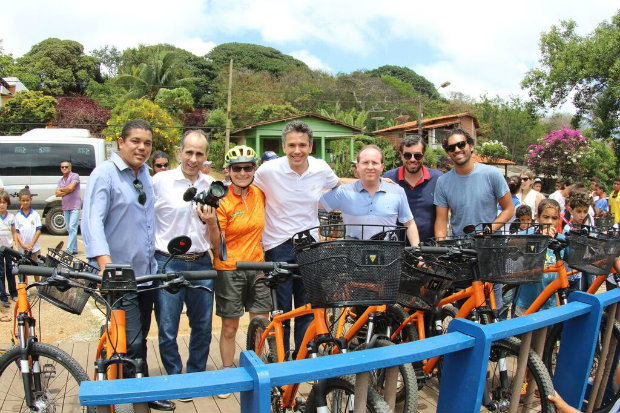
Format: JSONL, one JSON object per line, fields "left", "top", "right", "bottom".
{"left": 81, "top": 120, "right": 174, "bottom": 411}
{"left": 209, "top": 146, "right": 271, "bottom": 399}
{"left": 261, "top": 150, "right": 279, "bottom": 163}
{"left": 151, "top": 150, "right": 170, "bottom": 175}
{"left": 590, "top": 177, "right": 600, "bottom": 202}
{"left": 0, "top": 190, "right": 16, "bottom": 311}
{"left": 500, "top": 175, "right": 521, "bottom": 225}
{"left": 549, "top": 179, "right": 567, "bottom": 213}
{"left": 609, "top": 177, "right": 620, "bottom": 224}
{"left": 13, "top": 187, "right": 42, "bottom": 267}
{"left": 253, "top": 120, "right": 339, "bottom": 357}
{"left": 382, "top": 135, "right": 441, "bottom": 243}
{"left": 200, "top": 160, "right": 212, "bottom": 175}
{"left": 593, "top": 182, "right": 609, "bottom": 219}
{"left": 533, "top": 178, "right": 543, "bottom": 193}
{"left": 518, "top": 169, "right": 545, "bottom": 218}
{"left": 152, "top": 130, "right": 217, "bottom": 405}
{"left": 509, "top": 204, "right": 533, "bottom": 233}
{"left": 55, "top": 160, "right": 81, "bottom": 255}
{"left": 222, "top": 164, "right": 231, "bottom": 184}
{"left": 564, "top": 189, "right": 595, "bottom": 291}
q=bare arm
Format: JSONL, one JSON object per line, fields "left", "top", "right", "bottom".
{"left": 434, "top": 205, "right": 449, "bottom": 240}
{"left": 29, "top": 229, "right": 41, "bottom": 250}
{"left": 95, "top": 255, "right": 113, "bottom": 274}
{"left": 197, "top": 205, "right": 221, "bottom": 255}
{"left": 56, "top": 182, "right": 78, "bottom": 197}
{"left": 403, "top": 219, "right": 420, "bottom": 247}
{"left": 494, "top": 192, "right": 515, "bottom": 232}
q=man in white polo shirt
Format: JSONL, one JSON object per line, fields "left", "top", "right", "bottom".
{"left": 253, "top": 120, "right": 339, "bottom": 356}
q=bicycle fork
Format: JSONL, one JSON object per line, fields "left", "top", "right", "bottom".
{"left": 17, "top": 313, "right": 42, "bottom": 409}
{"left": 310, "top": 337, "right": 350, "bottom": 413}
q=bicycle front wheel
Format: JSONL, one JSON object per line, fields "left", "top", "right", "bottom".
{"left": 487, "top": 337, "right": 556, "bottom": 413}
{"left": 0, "top": 342, "right": 94, "bottom": 413}
{"left": 305, "top": 376, "right": 393, "bottom": 413}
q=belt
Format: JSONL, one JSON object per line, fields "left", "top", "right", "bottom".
{"left": 155, "top": 250, "right": 208, "bottom": 262}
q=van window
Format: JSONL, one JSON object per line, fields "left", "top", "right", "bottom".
{"left": 0, "top": 143, "right": 97, "bottom": 176}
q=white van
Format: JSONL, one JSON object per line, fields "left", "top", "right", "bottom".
{"left": 0, "top": 128, "right": 110, "bottom": 235}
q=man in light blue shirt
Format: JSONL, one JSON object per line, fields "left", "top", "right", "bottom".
{"left": 320, "top": 144, "right": 420, "bottom": 245}
{"left": 81, "top": 120, "right": 174, "bottom": 411}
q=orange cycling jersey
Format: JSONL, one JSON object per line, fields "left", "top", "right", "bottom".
{"left": 214, "top": 185, "right": 265, "bottom": 270}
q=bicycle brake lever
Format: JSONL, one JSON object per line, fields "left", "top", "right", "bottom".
{"left": 188, "top": 285, "right": 214, "bottom": 294}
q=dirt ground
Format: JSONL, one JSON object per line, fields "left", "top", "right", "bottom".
{"left": 0, "top": 232, "right": 245, "bottom": 344}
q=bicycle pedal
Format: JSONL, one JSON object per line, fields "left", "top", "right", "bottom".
{"left": 42, "top": 363, "right": 57, "bottom": 379}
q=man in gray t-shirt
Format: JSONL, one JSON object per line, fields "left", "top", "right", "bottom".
{"left": 434, "top": 128, "right": 513, "bottom": 237}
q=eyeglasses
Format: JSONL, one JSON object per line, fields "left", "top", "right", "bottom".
{"left": 154, "top": 162, "right": 169, "bottom": 168}
{"left": 445, "top": 140, "right": 468, "bottom": 153}
{"left": 402, "top": 152, "right": 424, "bottom": 161}
{"left": 521, "top": 177, "right": 530, "bottom": 181}
{"left": 133, "top": 179, "right": 147, "bottom": 205}
{"left": 230, "top": 165, "right": 254, "bottom": 173}
{"left": 60, "top": 165, "right": 70, "bottom": 169}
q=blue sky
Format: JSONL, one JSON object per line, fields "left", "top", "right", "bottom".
{"left": 1, "top": 0, "right": 618, "bottom": 112}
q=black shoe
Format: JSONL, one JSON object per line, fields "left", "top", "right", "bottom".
{"left": 148, "top": 400, "right": 176, "bottom": 411}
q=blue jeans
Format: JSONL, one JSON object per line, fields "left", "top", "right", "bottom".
{"left": 264, "top": 240, "right": 310, "bottom": 356}
{"left": 154, "top": 253, "right": 214, "bottom": 375}
{"left": 121, "top": 289, "right": 157, "bottom": 378}
{"left": 63, "top": 209, "right": 80, "bottom": 254}
{"left": 0, "top": 251, "right": 16, "bottom": 301}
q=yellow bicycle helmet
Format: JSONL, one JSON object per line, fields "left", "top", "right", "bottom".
{"left": 225, "top": 145, "right": 258, "bottom": 165}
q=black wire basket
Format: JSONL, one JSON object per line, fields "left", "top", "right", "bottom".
{"left": 474, "top": 224, "right": 550, "bottom": 284}
{"left": 40, "top": 248, "right": 98, "bottom": 315}
{"left": 398, "top": 248, "right": 456, "bottom": 311}
{"left": 566, "top": 226, "right": 620, "bottom": 275}
{"left": 293, "top": 225, "right": 405, "bottom": 307}
{"left": 427, "top": 236, "right": 476, "bottom": 283}
{"left": 318, "top": 209, "right": 345, "bottom": 239}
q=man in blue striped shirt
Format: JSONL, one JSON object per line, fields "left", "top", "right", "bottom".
{"left": 320, "top": 145, "right": 420, "bottom": 245}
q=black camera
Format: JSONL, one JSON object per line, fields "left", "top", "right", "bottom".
{"left": 183, "top": 181, "right": 229, "bottom": 209}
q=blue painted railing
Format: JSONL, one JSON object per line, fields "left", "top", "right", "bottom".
{"left": 79, "top": 289, "right": 620, "bottom": 412}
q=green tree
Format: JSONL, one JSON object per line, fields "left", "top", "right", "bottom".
{"left": 154, "top": 87, "right": 194, "bottom": 116}
{"left": 205, "top": 108, "right": 229, "bottom": 139}
{"left": 103, "top": 99, "right": 180, "bottom": 154}
{"left": 478, "top": 140, "right": 510, "bottom": 162}
{"left": 206, "top": 43, "right": 308, "bottom": 76}
{"left": 474, "top": 95, "right": 544, "bottom": 161}
{"left": 90, "top": 45, "right": 122, "bottom": 78}
{"left": 581, "top": 139, "right": 617, "bottom": 186}
{"left": 0, "top": 41, "right": 16, "bottom": 78}
{"left": 13, "top": 38, "right": 102, "bottom": 95}
{"left": 522, "top": 12, "right": 620, "bottom": 140}
{"left": 248, "top": 103, "right": 298, "bottom": 123}
{"left": 0, "top": 91, "right": 57, "bottom": 134}
{"left": 116, "top": 47, "right": 198, "bottom": 100}
{"left": 368, "top": 65, "right": 441, "bottom": 99}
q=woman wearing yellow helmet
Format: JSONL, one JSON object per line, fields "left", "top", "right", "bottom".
{"left": 211, "top": 146, "right": 270, "bottom": 393}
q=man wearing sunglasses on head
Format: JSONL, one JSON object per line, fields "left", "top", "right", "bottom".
{"left": 434, "top": 128, "right": 514, "bottom": 238}
{"left": 151, "top": 150, "right": 170, "bottom": 174}
{"left": 82, "top": 120, "right": 175, "bottom": 410}
{"left": 383, "top": 135, "right": 442, "bottom": 243}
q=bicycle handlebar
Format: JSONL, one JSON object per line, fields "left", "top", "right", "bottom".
{"left": 236, "top": 261, "right": 299, "bottom": 271}
{"left": 0, "top": 245, "right": 24, "bottom": 261}
{"left": 18, "top": 265, "right": 218, "bottom": 285}
{"left": 409, "top": 246, "right": 478, "bottom": 256}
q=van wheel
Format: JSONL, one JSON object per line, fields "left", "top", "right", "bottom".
{"left": 46, "top": 206, "right": 67, "bottom": 235}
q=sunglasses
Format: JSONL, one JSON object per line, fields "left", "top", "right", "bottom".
{"left": 60, "top": 165, "right": 70, "bottom": 169}
{"left": 521, "top": 177, "right": 530, "bottom": 181}
{"left": 402, "top": 152, "right": 424, "bottom": 161}
{"left": 133, "top": 179, "right": 147, "bottom": 205}
{"left": 445, "top": 140, "right": 468, "bottom": 153}
{"left": 154, "top": 162, "right": 169, "bottom": 168}
{"left": 230, "top": 165, "right": 254, "bottom": 173}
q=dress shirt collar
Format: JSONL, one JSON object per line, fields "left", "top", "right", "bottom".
{"left": 110, "top": 152, "right": 149, "bottom": 176}
{"left": 354, "top": 179, "right": 387, "bottom": 194}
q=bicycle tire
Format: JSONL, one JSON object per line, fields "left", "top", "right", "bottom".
{"left": 305, "top": 375, "right": 394, "bottom": 413}
{"left": 386, "top": 304, "right": 418, "bottom": 344}
{"left": 543, "top": 315, "right": 620, "bottom": 413}
{"left": 0, "top": 342, "right": 94, "bottom": 413}
{"left": 247, "top": 316, "right": 277, "bottom": 363}
{"left": 352, "top": 338, "right": 417, "bottom": 412}
{"left": 487, "top": 337, "right": 556, "bottom": 413}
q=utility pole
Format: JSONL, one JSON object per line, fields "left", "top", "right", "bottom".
{"left": 417, "top": 98, "right": 423, "bottom": 138}
{"left": 225, "top": 59, "right": 233, "bottom": 153}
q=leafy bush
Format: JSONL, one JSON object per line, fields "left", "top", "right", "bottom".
{"left": 478, "top": 140, "right": 509, "bottom": 161}
{"left": 56, "top": 96, "right": 110, "bottom": 135}
{"left": 103, "top": 98, "right": 180, "bottom": 154}
{"left": 0, "top": 91, "right": 57, "bottom": 135}
{"left": 526, "top": 126, "right": 588, "bottom": 179}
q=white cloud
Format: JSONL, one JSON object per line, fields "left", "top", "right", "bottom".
{"left": 175, "top": 38, "right": 216, "bottom": 57}
{"left": 289, "top": 50, "right": 333, "bottom": 73}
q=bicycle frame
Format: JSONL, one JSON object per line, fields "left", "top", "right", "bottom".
{"left": 95, "top": 309, "right": 129, "bottom": 381}
{"left": 522, "top": 261, "right": 576, "bottom": 316}
{"left": 257, "top": 303, "right": 332, "bottom": 409}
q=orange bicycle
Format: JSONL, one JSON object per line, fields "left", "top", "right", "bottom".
{"left": 0, "top": 245, "right": 93, "bottom": 413}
